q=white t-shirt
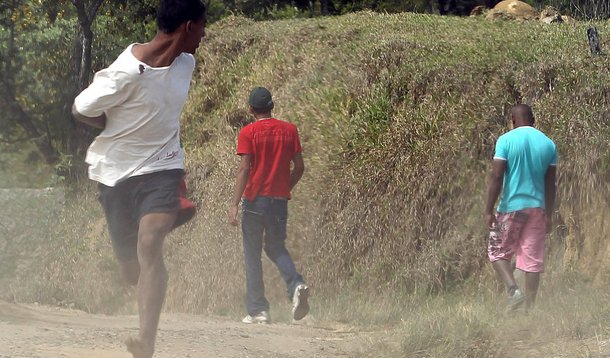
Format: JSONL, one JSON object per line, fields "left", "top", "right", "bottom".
{"left": 74, "top": 44, "right": 195, "bottom": 186}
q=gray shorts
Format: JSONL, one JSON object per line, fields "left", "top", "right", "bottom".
{"left": 97, "top": 169, "right": 195, "bottom": 262}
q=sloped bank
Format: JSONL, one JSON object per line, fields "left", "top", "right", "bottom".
{"left": 176, "top": 11, "right": 609, "bottom": 307}
{"left": 1, "top": 12, "right": 608, "bottom": 316}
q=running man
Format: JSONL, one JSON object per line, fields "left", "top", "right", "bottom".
{"left": 228, "top": 87, "right": 310, "bottom": 324}
{"left": 485, "top": 104, "right": 557, "bottom": 311}
{"left": 71, "top": 1, "right": 206, "bottom": 356}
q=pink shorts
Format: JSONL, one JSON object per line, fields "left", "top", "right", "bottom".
{"left": 487, "top": 208, "right": 547, "bottom": 273}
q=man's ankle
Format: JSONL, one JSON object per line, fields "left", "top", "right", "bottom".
{"left": 507, "top": 285, "right": 518, "bottom": 296}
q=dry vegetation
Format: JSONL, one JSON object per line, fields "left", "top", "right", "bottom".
{"left": 1, "top": 12, "right": 609, "bottom": 356}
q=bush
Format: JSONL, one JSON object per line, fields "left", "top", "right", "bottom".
{"left": 544, "top": 0, "right": 610, "bottom": 20}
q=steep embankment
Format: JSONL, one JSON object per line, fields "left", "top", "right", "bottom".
{"left": 2, "top": 12, "right": 608, "bottom": 318}
{"left": 180, "top": 12, "right": 610, "bottom": 300}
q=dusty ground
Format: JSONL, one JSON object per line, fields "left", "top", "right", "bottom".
{"left": 1, "top": 300, "right": 609, "bottom": 358}
{"left": 0, "top": 300, "right": 369, "bottom": 358}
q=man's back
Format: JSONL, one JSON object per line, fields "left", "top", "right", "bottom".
{"left": 74, "top": 44, "right": 196, "bottom": 186}
{"left": 237, "top": 118, "right": 301, "bottom": 201}
{"left": 494, "top": 126, "right": 557, "bottom": 213}
{"left": 230, "top": 87, "right": 309, "bottom": 323}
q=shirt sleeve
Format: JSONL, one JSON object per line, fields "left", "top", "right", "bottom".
{"left": 73, "top": 69, "right": 131, "bottom": 117}
{"left": 293, "top": 126, "right": 302, "bottom": 154}
{"left": 236, "top": 126, "right": 252, "bottom": 155}
{"left": 493, "top": 136, "right": 507, "bottom": 161}
{"left": 549, "top": 143, "right": 558, "bottom": 166}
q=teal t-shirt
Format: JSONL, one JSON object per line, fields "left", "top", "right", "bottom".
{"left": 494, "top": 126, "right": 557, "bottom": 213}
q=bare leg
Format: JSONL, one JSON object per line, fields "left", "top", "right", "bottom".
{"left": 126, "top": 212, "right": 176, "bottom": 358}
{"left": 120, "top": 259, "right": 140, "bottom": 286}
{"left": 492, "top": 259, "right": 517, "bottom": 290}
{"left": 524, "top": 272, "right": 540, "bottom": 310}
{"left": 120, "top": 260, "right": 140, "bottom": 355}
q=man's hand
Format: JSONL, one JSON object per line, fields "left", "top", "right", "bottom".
{"left": 485, "top": 212, "right": 496, "bottom": 230}
{"left": 485, "top": 159, "right": 505, "bottom": 231}
{"left": 228, "top": 205, "right": 239, "bottom": 226}
{"left": 229, "top": 154, "right": 250, "bottom": 227}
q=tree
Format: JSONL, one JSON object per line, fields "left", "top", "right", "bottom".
{"left": 72, "top": 0, "right": 105, "bottom": 91}
{"left": 0, "top": 1, "right": 60, "bottom": 166}
{"left": 546, "top": 0, "right": 610, "bottom": 20}
{"left": 0, "top": 0, "right": 156, "bottom": 182}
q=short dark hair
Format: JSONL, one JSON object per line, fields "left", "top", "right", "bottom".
{"left": 157, "top": 0, "right": 206, "bottom": 33}
{"left": 511, "top": 104, "right": 535, "bottom": 125}
{"left": 248, "top": 87, "right": 274, "bottom": 112}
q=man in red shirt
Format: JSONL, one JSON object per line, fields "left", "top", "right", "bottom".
{"left": 228, "top": 87, "right": 309, "bottom": 324}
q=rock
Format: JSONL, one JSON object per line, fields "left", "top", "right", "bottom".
{"left": 561, "top": 15, "right": 577, "bottom": 23}
{"left": 539, "top": 5, "right": 567, "bottom": 24}
{"left": 485, "top": 0, "right": 539, "bottom": 21}
{"left": 470, "top": 5, "right": 488, "bottom": 17}
{"left": 540, "top": 5, "right": 560, "bottom": 19}
{"left": 540, "top": 14, "right": 563, "bottom": 24}
{"left": 587, "top": 27, "right": 603, "bottom": 55}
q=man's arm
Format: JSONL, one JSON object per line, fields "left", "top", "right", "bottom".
{"left": 485, "top": 159, "right": 506, "bottom": 228}
{"left": 72, "top": 103, "right": 106, "bottom": 129}
{"left": 544, "top": 165, "right": 557, "bottom": 233}
{"left": 228, "top": 154, "right": 251, "bottom": 226}
{"left": 290, "top": 152, "right": 305, "bottom": 191}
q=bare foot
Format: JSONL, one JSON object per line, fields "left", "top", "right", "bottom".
{"left": 125, "top": 336, "right": 151, "bottom": 358}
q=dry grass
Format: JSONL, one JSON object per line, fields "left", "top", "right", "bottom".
{"left": 337, "top": 272, "right": 610, "bottom": 356}
{"left": 180, "top": 13, "right": 610, "bottom": 299}
{"left": 0, "top": 11, "right": 609, "bottom": 356}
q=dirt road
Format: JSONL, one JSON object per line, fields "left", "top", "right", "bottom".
{"left": 0, "top": 300, "right": 369, "bottom": 357}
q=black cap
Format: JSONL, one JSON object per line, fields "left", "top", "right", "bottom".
{"left": 248, "top": 87, "right": 274, "bottom": 111}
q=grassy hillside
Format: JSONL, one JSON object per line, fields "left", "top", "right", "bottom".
{"left": 180, "top": 11, "right": 610, "bottom": 295}
{"left": 1, "top": 12, "right": 609, "bottom": 356}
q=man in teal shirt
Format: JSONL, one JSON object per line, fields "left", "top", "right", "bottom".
{"left": 485, "top": 104, "right": 557, "bottom": 311}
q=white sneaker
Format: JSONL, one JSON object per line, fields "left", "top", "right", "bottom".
{"left": 242, "top": 311, "right": 270, "bottom": 324}
{"left": 292, "top": 284, "right": 310, "bottom": 321}
{"left": 507, "top": 288, "right": 526, "bottom": 311}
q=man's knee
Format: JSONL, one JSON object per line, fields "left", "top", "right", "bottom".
{"left": 137, "top": 232, "right": 165, "bottom": 263}
{"left": 137, "top": 213, "right": 175, "bottom": 262}
{"left": 264, "top": 242, "right": 287, "bottom": 261}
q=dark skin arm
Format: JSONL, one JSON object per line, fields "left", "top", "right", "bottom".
{"left": 485, "top": 159, "right": 506, "bottom": 229}
{"left": 290, "top": 152, "right": 305, "bottom": 191}
{"left": 544, "top": 165, "right": 557, "bottom": 233}
{"left": 228, "top": 154, "right": 251, "bottom": 226}
{"left": 71, "top": 103, "right": 106, "bottom": 129}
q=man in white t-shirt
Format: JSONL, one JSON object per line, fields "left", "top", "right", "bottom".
{"left": 72, "top": 1, "right": 206, "bottom": 357}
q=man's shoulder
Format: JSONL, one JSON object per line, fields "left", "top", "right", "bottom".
{"left": 536, "top": 128, "right": 555, "bottom": 144}
{"left": 178, "top": 52, "right": 196, "bottom": 63}
{"left": 238, "top": 122, "right": 251, "bottom": 131}
{"left": 249, "top": 118, "right": 297, "bottom": 128}
{"left": 501, "top": 127, "right": 557, "bottom": 154}
{"left": 500, "top": 126, "right": 540, "bottom": 141}
{"left": 526, "top": 127, "right": 556, "bottom": 148}
{"left": 242, "top": 118, "right": 299, "bottom": 132}
{"left": 274, "top": 118, "right": 299, "bottom": 131}
{"left": 106, "top": 44, "right": 138, "bottom": 69}
{"left": 174, "top": 52, "right": 196, "bottom": 71}
{"left": 496, "top": 130, "right": 513, "bottom": 146}
{"left": 98, "top": 46, "right": 142, "bottom": 82}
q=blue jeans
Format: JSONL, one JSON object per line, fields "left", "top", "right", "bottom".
{"left": 242, "top": 196, "right": 304, "bottom": 315}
